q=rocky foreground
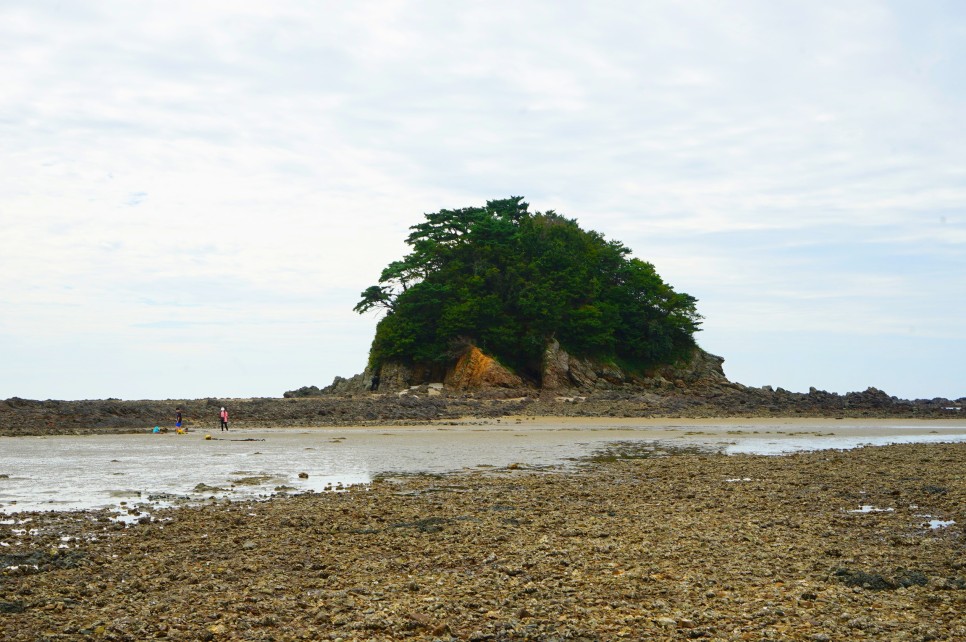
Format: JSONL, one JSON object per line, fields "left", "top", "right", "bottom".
{"left": 2, "top": 442, "right": 964, "bottom": 640}
{"left": 2, "top": 384, "right": 963, "bottom": 436}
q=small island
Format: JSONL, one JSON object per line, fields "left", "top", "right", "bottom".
{"left": 1, "top": 200, "right": 964, "bottom": 641}
{"left": 0, "top": 198, "right": 962, "bottom": 436}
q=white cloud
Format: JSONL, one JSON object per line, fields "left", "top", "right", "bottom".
{"left": 1, "top": 0, "right": 964, "bottom": 400}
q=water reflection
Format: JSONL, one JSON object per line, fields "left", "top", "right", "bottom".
{"left": 1, "top": 422, "right": 964, "bottom": 513}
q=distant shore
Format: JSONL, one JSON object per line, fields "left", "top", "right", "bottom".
{"left": 1, "top": 389, "right": 963, "bottom": 436}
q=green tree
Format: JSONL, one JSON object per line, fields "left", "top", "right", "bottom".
{"left": 356, "top": 197, "right": 702, "bottom": 379}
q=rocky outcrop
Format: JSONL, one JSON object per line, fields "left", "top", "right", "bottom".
{"left": 311, "top": 348, "right": 526, "bottom": 396}
{"left": 2, "top": 387, "right": 963, "bottom": 436}
{"left": 376, "top": 362, "right": 413, "bottom": 392}
{"left": 318, "top": 373, "right": 368, "bottom": 395}
{"left": 541, "top": 340, "right": 724, "bottom": 392}
{"left": 542, "top": 339, "right": 627, "bottom": 390}
{"left": 650, "top": 347, "right": 729, "bottom": 388}
{"left": 444, "top": 346, "right": 524, "bottom": 390}
{"left": 291, "top": 371, "right": 370, "bottom": 397}
{"left": 570, "top": 357, "right": 625, "bottom": 388}
{"left": 541, "top": 340, "right": 571, "bottom": 390}
{"left": 844, "top": 387, "right": 897, "bottom": 410}
{"left": 283, "top": 385, "right": 324, "bottom": 398}
{"left": 310, "top": 339, "right": 729, "bottom": 397}
{"left": 275, "top": 343, "right": 961, "bottom": 426}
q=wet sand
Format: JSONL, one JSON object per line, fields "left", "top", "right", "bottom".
{"left": 2, "top": 440, "right": 964, "bottom": 640}
{"left": 2, "top": 418, "right": 965, "bottom": 513}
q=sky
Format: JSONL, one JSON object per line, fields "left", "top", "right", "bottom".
{"left": 1, "top": 1, "right": 964, "bottom": 402}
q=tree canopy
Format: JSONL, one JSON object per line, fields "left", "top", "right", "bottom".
{"left": 355, "top": 197, "right": 702, "bottom": 379}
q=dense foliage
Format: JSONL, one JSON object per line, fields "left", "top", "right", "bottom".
{"left": 355, "top": 197, "right": 702, "bottom": 379}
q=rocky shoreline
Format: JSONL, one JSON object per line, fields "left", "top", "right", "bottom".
{"left": 2, "top": 442, "right": 964, "bottom": 640}
{"left": 1, "top": 384, "right": 962, "bottom": 436}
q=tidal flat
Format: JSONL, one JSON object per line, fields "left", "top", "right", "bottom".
{"left": 1, "top": 441, "right": 964, "bottom": 640}
{"left": 3, "top": 418, "right": 965, "bottom": 513}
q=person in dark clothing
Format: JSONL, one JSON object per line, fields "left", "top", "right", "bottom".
{"left": 175, "top": 407, "right": 183, "bottom": 429}
{"left": 370, "top": 374, "right": 380, "bottom": 391}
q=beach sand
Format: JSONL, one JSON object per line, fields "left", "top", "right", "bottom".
{"left": 2, "top": 440, "right": 964, "bottom": 640}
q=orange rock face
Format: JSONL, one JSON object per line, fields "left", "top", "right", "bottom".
{"left": 444, "top": 346, "right": 524, "bottom": 389}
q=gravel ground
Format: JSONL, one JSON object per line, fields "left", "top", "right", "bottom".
{"left": 2, "top": 442, "right": 964, "bottom": 641}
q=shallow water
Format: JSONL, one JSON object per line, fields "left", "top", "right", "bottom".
{"left": 1, "top": 420, "right": 964, "bottom": 513}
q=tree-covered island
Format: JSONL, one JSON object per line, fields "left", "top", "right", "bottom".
{"left": 354, "top": 197, "right": 714, "bottom": 391}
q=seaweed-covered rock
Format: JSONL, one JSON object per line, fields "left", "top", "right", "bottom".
{"left": 2, "top": 443, "right": 964, "bottom": 640}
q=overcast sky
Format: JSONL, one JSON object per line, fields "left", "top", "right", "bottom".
{"left": 2, "top": 1, "right": 964, "bottom": 402}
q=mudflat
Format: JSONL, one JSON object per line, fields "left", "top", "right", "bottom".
{"left": 2, "top": 441, "right": 964, "bottom": 640}
{"left": 2, "top": 418, "right": 964, "bottom": 514}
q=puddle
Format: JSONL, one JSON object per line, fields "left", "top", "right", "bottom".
{"left": 849, "top": 505, "right": 895, "bottom": 513}
{"left": 927, "top": 519, "right": 955, "bottom": 529}
{"left": 722, "top": 432, "right": 966, "bottom": 455}
{"left": 915, "top": 515, "right": 956, "bottom": 530}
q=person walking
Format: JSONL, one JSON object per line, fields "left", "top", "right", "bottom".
{"left": 219, "top": 406, "right": 229, "bottom": 432}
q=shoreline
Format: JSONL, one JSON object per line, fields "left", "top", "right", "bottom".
{"left": 461, "top": 415, "right": 966, "bottom": 427}
{"left": 3, "top": 418, "right": 965, "bottom": 516}
{"left": 2, "top": 414, "right": 965, "bottom": 439}
{"left": 2, "top": 390, "right": 963, "bottom": 437}
{"left": 2, "top": 441, "right": 963, "bottom": 640}
{"left": 2, "top": 411, "right": 965, "bottom": 439}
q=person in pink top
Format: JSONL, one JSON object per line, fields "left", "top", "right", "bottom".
{"left": 219, "top": 407, "right": 229, "bottom": 431}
